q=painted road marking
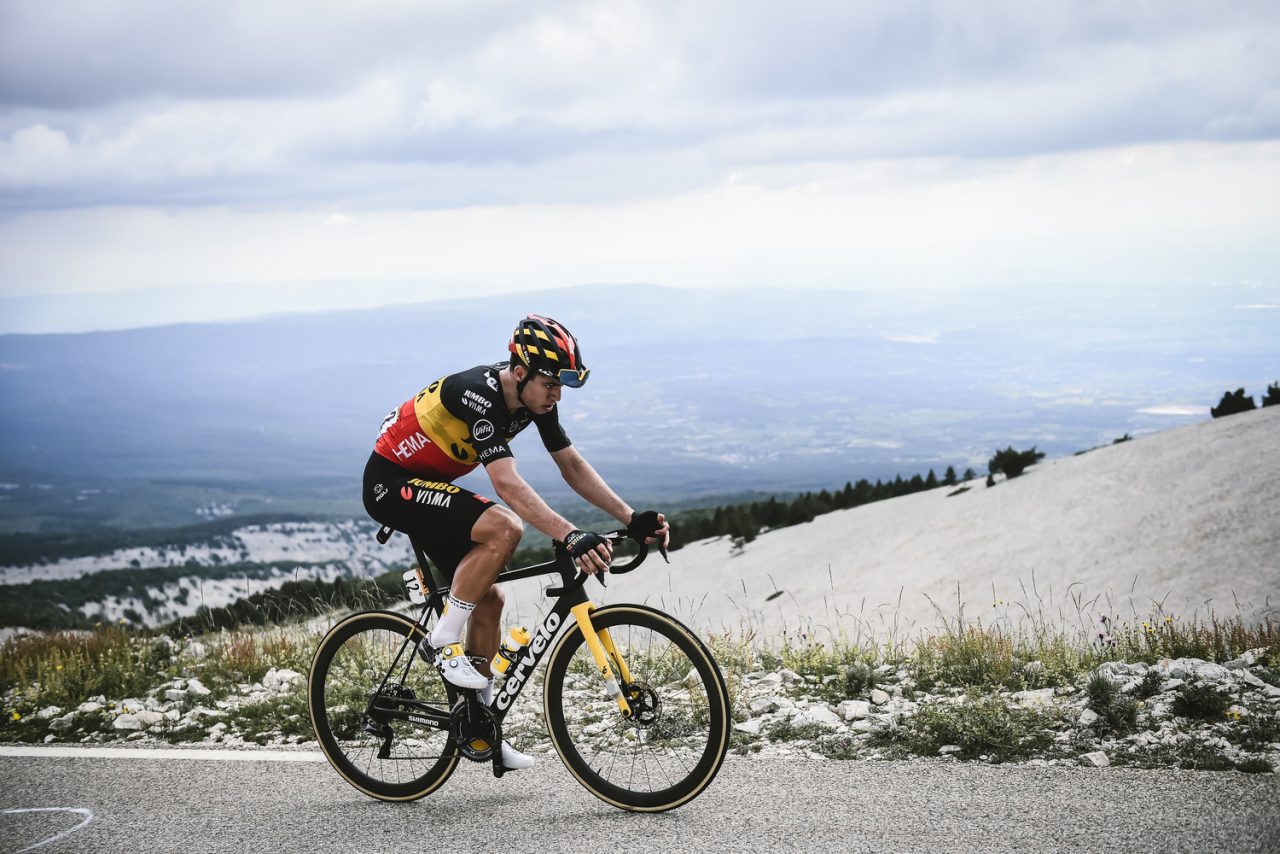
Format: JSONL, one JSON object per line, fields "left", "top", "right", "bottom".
{"left": 0, "top": 745, "right": 325, "bottom": 762}
{"left": 1, "top": 807, "right": 94, "bottom": 853}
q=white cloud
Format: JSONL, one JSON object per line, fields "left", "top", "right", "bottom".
{"left": 1, "top": 1, "right": 1277, "bottom": 212}
{"left": 4, "top": 140, "right": 1275, "bottom": 298}
{"left": 1138, "top": 406, "right": 1207, "bottom": 416}
{"left": 0, "top": 1, "right": 1277, "bottom": 311}
{"left": 883, "top": 333, "right": 941, "bottom": 345}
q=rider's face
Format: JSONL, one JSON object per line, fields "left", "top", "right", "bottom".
{"left": 521, "top": 372, "right": 563, "bottom": 413}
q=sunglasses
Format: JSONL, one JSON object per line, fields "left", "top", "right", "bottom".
{"left": 553, "top": 367, "right": 590, "bottom": 388}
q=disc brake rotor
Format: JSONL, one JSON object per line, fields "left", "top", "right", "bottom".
{"left": 626, "top": 681, "right": 661, "bottom": 726}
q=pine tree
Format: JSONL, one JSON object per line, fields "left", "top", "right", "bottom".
{"left": 988, "top": 446, "right": 1046, "bottom": 479}
{"left": 943, "top": 466, "right": 957, "bottom": 486}
{"left": 1210, "top": 388, "right": 1256, "bottom": 418}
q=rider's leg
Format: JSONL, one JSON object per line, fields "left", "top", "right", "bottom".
{"left": 428, "top": 505, "right": 522, "bottom": 650}
{"left": 466, "top": 585, "right": 506, "bottom": 679}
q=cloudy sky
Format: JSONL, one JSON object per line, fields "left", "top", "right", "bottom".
{"left": 2, "top": 1, "right": 1278, "bottom": 330}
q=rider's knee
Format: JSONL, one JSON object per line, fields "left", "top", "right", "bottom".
{"left": 477, "top": 505, "right": 522, "bottom": 550}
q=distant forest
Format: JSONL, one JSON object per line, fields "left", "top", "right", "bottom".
{"left": 662, "top": 466, "right": 973, "bottom": 550}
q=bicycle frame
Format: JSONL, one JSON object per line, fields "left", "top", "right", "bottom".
{"left": 367, "top": 532, "right": 642, "bottom": 736}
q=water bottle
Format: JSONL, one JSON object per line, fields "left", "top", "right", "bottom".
{"left": 492, "top": 626, "right": 531, "bottom": 675}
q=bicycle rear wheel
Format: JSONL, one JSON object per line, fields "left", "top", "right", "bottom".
{"left": 308, "top": 610, "right": 459, "bottom": 801}
{"left": 543, "top": 604, "right": 730, "bottom": 812}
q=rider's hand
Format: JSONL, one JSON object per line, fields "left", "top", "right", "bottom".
{"left": 627, "top": 510, "right": 670, "bottom": 549}
{"left": 564, "top": 530, "right": 612, "bottom": 575}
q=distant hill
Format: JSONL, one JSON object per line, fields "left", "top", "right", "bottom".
{"left": 553, "top": 406, "right": 1280, "bottom": 639}
{"left": 1, "top": 282, "right": 1275, "bottom": 531}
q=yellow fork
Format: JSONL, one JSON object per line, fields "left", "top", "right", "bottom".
{"left": 569, "top": 602, "right": 633, "bottom": 718}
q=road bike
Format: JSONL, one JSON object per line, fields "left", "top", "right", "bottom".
{"left": 307, "top": 528, "right": 730, "bottom": 812}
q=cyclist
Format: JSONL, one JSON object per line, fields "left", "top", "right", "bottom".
{"left": 362, "top": 314, "right": 670, "bottom": 770}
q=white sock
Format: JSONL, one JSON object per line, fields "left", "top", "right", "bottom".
{"left": 429, "top": 594, "right": 476, "bottom": 648}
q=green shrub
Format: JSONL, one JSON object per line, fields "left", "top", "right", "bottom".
{"left": 1224, "top": 711, "right": 1280, "bottom": 751}
{"left": 895, "top": 693, "right": 1057, "bottom": 762}
{"left": 1134, "top": 669, "right": 1163, "bottom": 700}
{"left": 1085, "top": 674, "right": 1138, "bottom": 733}
{"left": 767, "top": 718, "right": 830, "bottom": 742}
{"left": 1172, "top": 682, "right": 1231, "bottom": 721}
{"left": 0, "top": 628, "right": 177, "bottom": 710}
{"left": 913, "top": 627, "right": 1017, "bottom": 690}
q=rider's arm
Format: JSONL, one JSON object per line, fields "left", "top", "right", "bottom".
{"left": 485, "top": 456, "right": 613, "bottom": 574}
{"left": 550, "top": 445, "right": 633, "bottom": 524}
{"left": 551, "top": 446, "right": 672, "bottom": 548}
{"left": 484, "top": 457, "right": 576, "bottom": 540}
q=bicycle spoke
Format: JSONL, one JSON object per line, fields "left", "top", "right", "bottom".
{"left": 310, "top": 612, "right": 459, "bottom": 800}
{"left": 550, "top": 611, "right": 723, "bottom": 801}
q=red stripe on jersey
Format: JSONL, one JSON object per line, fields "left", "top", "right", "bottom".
{"left": 373, "top": 398, "right": 478, "bottom": 480}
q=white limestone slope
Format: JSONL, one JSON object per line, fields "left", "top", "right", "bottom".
{"left": 512, "top": 406, "right": 1280, "bottom": 642}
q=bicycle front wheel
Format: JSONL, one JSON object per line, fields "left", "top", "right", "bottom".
{"left": 308, "top": 610, "right": 459, "bottom": 801}
{"left": 543, "top": 604, "right": 730, "bottom": 812}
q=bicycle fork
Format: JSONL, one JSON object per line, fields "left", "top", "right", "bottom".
{"left": 569, "top": 602, "right": 634, "bottom": 719}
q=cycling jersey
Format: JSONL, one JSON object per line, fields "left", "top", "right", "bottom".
{"left": 373, "top": 363, "right": 571, "bottom": 480}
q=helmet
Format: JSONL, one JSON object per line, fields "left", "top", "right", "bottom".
{"left": 508, "top": 315, "right": 589, "bottom": 387}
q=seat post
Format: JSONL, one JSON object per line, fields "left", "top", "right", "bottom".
{"left": 406, "top": 534, "right": 449, "bottom": 601}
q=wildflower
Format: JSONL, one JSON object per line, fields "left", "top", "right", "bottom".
{"left": 10, "top": 711, "right": 19, "bottom": 721}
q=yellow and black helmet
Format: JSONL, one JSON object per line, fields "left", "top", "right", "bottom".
{"left": 508, "top": 315, "right": 590, "bottom": 387}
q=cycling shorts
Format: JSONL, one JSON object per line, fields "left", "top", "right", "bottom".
{"left": 362, "top": 452, "right": 499, "bottom": 579}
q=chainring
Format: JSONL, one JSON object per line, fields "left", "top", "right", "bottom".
{"left": 449, "top": 696, "right": 501, "bottom": 762}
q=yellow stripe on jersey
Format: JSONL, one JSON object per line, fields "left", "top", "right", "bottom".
{"left": 413, "top": 379, "right": 478, "bottom": 464}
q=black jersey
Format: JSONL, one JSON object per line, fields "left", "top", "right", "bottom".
{"left": 373, "top": 363, "right": 571, "bottom": 479}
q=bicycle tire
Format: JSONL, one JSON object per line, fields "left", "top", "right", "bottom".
{"left": 308, "top": 610, "right": 460, "bottom": 801}
{"left": 543, "top": 604, "right": 730, "bottom": 812}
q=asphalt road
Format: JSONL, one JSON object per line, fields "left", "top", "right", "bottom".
{"left": 1, "top": 747, "right": 1277, "bottom": 853}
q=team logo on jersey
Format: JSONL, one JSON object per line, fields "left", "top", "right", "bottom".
{"left": 462, "top": 390, "right": 492, "bottom": 414}
{"left": 374, "top": 483, "right": 388, "bottom": 502}
{"left": 485, "top": 371, "right": 499, "bottom": 392}
{"left": 400, "top": 486, "right": 414, "bottom": 501}
{"left": 473, "top": 419, "right": 495, "bottom": 442}
{"left": 378, "top": 408, "right": 398, "bottom": 436}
